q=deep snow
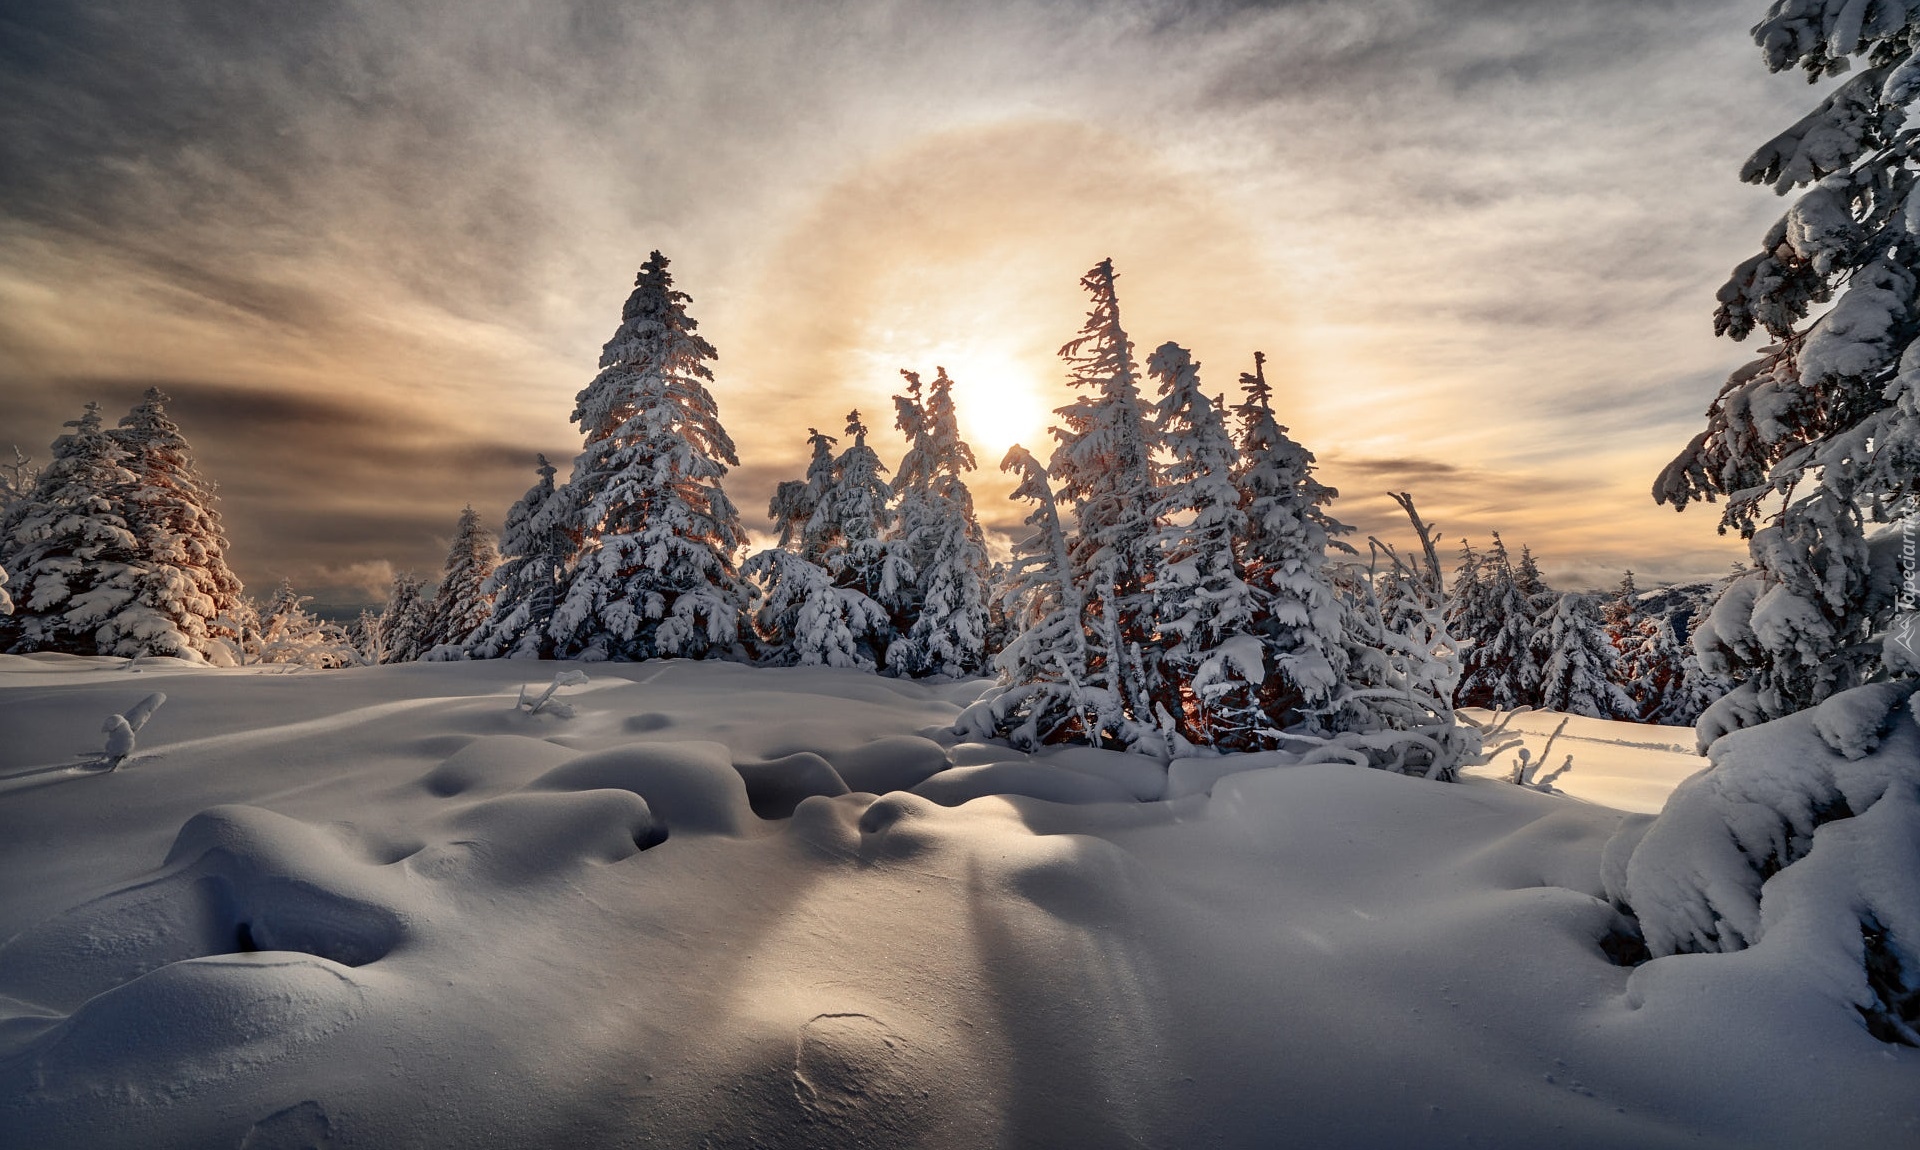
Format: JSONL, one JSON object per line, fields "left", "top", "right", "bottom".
{"left": 0, "top": 656, "right": 1912, "bottom": 1148}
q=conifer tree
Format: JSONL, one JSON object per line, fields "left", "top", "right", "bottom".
{"left": 886, "top": 369, "right": 991, "bottom": 678}
{"left": 742, "top": 546, "right": 890, "bottom": 669}
{"left": 423, "top": 506, "right": 500, "bottom": 660}
{"left": 1147, "top": 343, "right": 1269, "bottom": 747}
{"left": 104, "top": 388, "right": 245, "bottom": 660}
{"left": 469, "top": 455, "right": 568, "bottom": 659}
{"left": 985, "top": 445, "right": 1124, "bottom": 747}
{"left": 1229, "top": 350, "right": 1350, "bottom": 734}
{"left": 550, "top": 251, "right": 750, "bottom": 661}
{"left": 1455, "top": 535, "right": 1537, "bottom": 711}
{"left": 769, "top": 428, "right": 837, "bottom": 563}
{"left": 811, "top": 409, "right": 909, "bottom": 626}
{"left": 1624, "top": 613, "right": 1691, "bottom": 724}
{"left": 1048, "top": 259, "right": 1163, "bottom": 737}
{"left": 1, "top": 404, "right": 143, "bottom": 655}
{"left": 1654, "top": 8, "right": 1920, "bottom": 729}
{"left": 1534, "top": 592, "right": 1635, "bottom": 719}
{"left": 377, "top": 571, "right": 433, "bottom": 664}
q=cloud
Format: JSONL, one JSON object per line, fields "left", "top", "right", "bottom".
{"left": 0, "top": 0, "right": 1793, "bottom": 597}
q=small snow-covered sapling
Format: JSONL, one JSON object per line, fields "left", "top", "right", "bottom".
{"left": 101, "top": 692, "right": 167, "bottom": 770}
{"left": 517, "top": 670, "right": 589, "bottom": 718}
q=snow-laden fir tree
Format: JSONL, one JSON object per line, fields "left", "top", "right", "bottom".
{"left": 1230, "top": 350, "right": 1350, "bottom": 734}
{"left": 968, "top": 445, "right": 1125, "bottom": 748}
{"left": 769, "top": 427, "right": 837, "bottom": 564}
{"left": 747, "top": 424, "right": 888, "bottom": 667}
{"left": 1146, "top": 343, "right": 1268, "bottom": 748}
{"left": 741, "top": 546, "right": 891, "bottom": 669}
{"left": 810, "top": 410, "right": 911, "bottom": 633}
{"left": 0, "top": 404, "right": 143, "bottom": 655}
{"left": 1622, "top": 612, "right": 1691, "bottom": 724}
{"left": 1533, "top": 592, "right": 1635, "bottom": 719}
{"left": 108, "top": 388, "right": 245, "bottom": 661}
{"left": 886, "top": 368, "right": 991, "bottom": 678}
{"left": 1048, "top": 259, "right": 1164, "bottom": 740}
{"left": 1453, "top": 534, "right": 1538, "bottom": 711}
{"left": 549, "top": 251, "right": 750, "bottom": 661}
{"left": 376, "top": 571, "right": 433, "bottom": 664}
{"left": 468, "top": 455, "right": 568, "bottom": 660}
{"left": 1654, "top": 6, "right": 1920, "bottom": 730}
{"left": 0, "top": 561, "right": 11, "bottom": 617}
{"left": 423, "top": 506, "right": 499, "bottom": 660}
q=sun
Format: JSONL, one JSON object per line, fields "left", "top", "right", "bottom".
{"left": 857, "top": 336, "right": 1055, "bottom": 463}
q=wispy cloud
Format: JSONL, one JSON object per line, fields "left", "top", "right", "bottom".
{"left": 0, "top": 0, "right": 1797, "bottom": 596}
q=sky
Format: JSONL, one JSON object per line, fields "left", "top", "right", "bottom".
{"left": 0, "top": 0, "right": 1819, "bottom": 605}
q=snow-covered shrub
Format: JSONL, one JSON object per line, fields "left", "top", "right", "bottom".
{"left": 1606, "top": 681, "right": 1920, "bottom": 1043}
{"left": 517, "top": 669, "right": 589, "bottom": 718}
{"left": 98, "top": 691, "right": 166, "bottom": 770}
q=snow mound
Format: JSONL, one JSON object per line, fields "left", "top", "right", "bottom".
{"left": 912, "top": 761, "right": 1139, "bottom": 807}
{"left": 1608, "top": 681, "right": 1920, "bottom": 1042}
{"left": 527, "top": 740, "right": 751, "bottom": 836}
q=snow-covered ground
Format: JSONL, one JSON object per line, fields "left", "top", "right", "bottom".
{"left": 0, "top": 657, "right": 1911, "bottom": 1148}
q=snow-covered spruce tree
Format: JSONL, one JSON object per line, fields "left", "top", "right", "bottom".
{"left": 0, "top": 562, "right": 11, "bottom": 618}
{"left": 1453, "top": 534, "right": 1538, "bottom": 711}
{"left": 1048, "top": 259, "right": 1165, "bottom": 743}
{"left": 1655, "top": 7, "right": 1920, "bottom": 730}
{"left": 1, "top": 404, "right": 143, "bottom": 655}
{"left": 1146, "top": 343, "right": 1269, "bottom": 748}
{"left": 741, "top": 546, "right": 890, "bottom": 669}
{"left": 376, "top": 571, "right": 433, "bottom": 664}
{"left": 255, "top": 580, "right": 360, "bottom": 668}
{"left": 107, "top": 388, "right": 245, "bottom": 661}
{"left": 964, "top": 445, "right": 1125, "bottom": 748}
{"left": 811, "top": 409, "right": 911, "bottom": 636}
{"left": 549, "top": 251, "right": 750, "bottom": 661}
{"left": 770, "top": 427, "right": 837, "bottom": 563}
{"left": 1230, "top": 350, "right": 1350, "bottom": 735}
{"left": 1624, "top": 613, "right": 1692, "bottom": 724}
{"left": 1318, "top": 493, "right": 1480, "bottom": 778}
{"left": 1534, "top": 592, "right": 1635, "bottom": 719}
{"left": 422, "top": 506, "right": 499, "bottom": 660}
{"left": 468, "top": 455, "right": 569, "bottom": 660}
{"left": 886, "top": 368, "right": 991, "bottom": 678}
{"left": 745, "top": 423, "right": 890, "bottom": 667}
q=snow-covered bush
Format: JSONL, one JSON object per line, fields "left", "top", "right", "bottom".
{"left": 1606, "top": 681, "right": 1920, "bottom": 1044}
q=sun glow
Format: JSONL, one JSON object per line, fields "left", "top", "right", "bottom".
{"left": 856, "top": 338, "right": 1052, "bottom": 462}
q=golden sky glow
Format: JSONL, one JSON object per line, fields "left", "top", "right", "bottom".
{"left": 0, "top": 0, "right": 1811, "bottom": 602}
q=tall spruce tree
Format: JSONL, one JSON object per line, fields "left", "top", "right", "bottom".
{"left": 1147, "top": 343, "right": 1269, "bottom": 747}
{"left": 984, "top": 445, "right": 1124, "bottom": 748}
{"left": 769, "top": 427, "right": 837, "bottom": 562}
{"left": 109, "top": 388, "right": 245, "bottom": 660}
{"left": 423, "top": 506, "right": 500, "bottom": 660}
{"left": 469, "top": 455, "right": 568, "bottom": 659}
{"left": 886, "top": 369, "right": 991, "bottom": 678}
{"left": 811, "top": 409, "right": 910, "bottom": 628}
{"left": 549, "top": 251, "right": 750, "bottom": 661}
{"left": 1655, "top": 6, "right": 1920, "bottom": 730}
{"left": 1049, "top": 259, "right": 1163, "bottom": 740}
{"left": 1, "top": 404, "right": 143, "bottom": 655}
{"left": 1230, "top": 350, "right": 1349, "bottom": 734}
